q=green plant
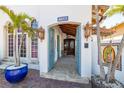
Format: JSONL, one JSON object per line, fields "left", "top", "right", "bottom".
{"left": 0, "top": 6, "right": 36, "bottom": 66}
{"left": 105, "top": 5, "right": 124, "bottom": 82}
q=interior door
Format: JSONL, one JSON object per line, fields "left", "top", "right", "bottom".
{"left": 48, "top": 28, "right": 55, "bottom": 71}
{"left": 75, "top": 25, "right": 81, "bottom": 75}
{"left": 64, "top": 39, "right": 75, "bottom": 55}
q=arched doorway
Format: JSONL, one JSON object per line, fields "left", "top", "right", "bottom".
{"left": 48, "top": 21, "right": 82, "bottom": 77}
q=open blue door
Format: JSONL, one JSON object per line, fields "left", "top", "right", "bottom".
{"left": 48, "top": 28, "right": 55, "bottom": 71}
{"left": 75, "top": 25, "right": 81, "bottom": 75}
{"left": 57, "top": 35, "right": 60, "bottom": 59}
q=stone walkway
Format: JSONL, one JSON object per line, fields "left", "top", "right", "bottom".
{"left": 0, "top": 61, "right": 39, "bottom": 70}
{"left": 41, "top": 56, "right": 90, "bottom": 84}
{"left": 0, "top": 69, "right": 91, "bottom": 88}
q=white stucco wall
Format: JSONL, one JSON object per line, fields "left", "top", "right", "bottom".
{"left": 81, "top": 31, "right": 92, "bottom": 78}
{"left": 53, "top": 26, "right": 63, "bottom": 62}
{"left": 0, "top": 10, "right": 11, "bottom": 60}
{"left": 38, "top": 5, "right": 92, "bottom": 76}
{"left": 92, "top": 35, "right": 124, "bottom": 84}
{"left": 39, "top": 5, "right": 92, "bottom": 74}
{"left": 0, "top": 5, "right": 92, "bottom": 78}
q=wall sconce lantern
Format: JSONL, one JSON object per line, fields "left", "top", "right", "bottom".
{"left": 84, "top": 22, "right": 92, "bottom": 41}
{"left": 37, "top": 26, "right": 45, "bottom": 41}
{"left": 31, "top": 18, "right": 45, "bottom": 41}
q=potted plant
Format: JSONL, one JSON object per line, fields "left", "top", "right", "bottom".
{"left": 0, "top": 6, "right": 36, "bottom": 83}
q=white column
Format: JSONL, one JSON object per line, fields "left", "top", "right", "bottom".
{"left": 81, "top": 26, "right": 92, "bottom": 79}
{"left": 39, "top": 26, "right": 49, "bottom": 74}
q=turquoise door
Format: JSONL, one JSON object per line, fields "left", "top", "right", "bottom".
{"left": 48, "top": 28, "right": 55, "bottom": 71}
{"left": 75, "top": 25, "right": 81, "bottom": 75}
{"left": 57, "top": 35, "right": 60, "bottom": 59}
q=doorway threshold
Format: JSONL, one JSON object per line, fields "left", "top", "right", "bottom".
{"left": 40, "top": 56, "right": 90, "bottom": 84}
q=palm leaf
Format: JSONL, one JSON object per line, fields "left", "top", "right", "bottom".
{"left": 7, "top": 22, "right": 14, "bottom": 33}
{"left": 20, "top": 21, "right": 35, "bottom": 38}
{"left": 0, "top": 6, "right": 35, "bottom": 38}
{"left": 0, "top": 6, "right": 16, "bottom": 23}
{"left": 105, "top": 5, "right": 124, "bottom": 17}
{"left": 18, "top": 13, "right": 32, "bottom": 21}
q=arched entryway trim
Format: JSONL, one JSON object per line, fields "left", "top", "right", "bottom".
{"left": 48, "top": 21, "right": 81, "bottom": 28}
{"left": 47, "top": 21, "right": 82, "bottom": 75}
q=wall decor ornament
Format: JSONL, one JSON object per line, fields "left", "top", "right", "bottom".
{"left": 103, "top": 45, "right": 115, "bottom": 63}
{"left": 101, "top": 43, "right": 122, "bottom": 71}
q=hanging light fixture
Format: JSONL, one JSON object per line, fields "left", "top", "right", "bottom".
{"left": 37, "top": 26, "right": 45, "bottom": 41}
{"left": 31, "top": 18, "right": 45, "bottom": 41}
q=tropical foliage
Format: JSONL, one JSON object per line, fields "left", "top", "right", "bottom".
{"left": 0, "top": 6, "right": 36, "bottom": 66}
{"left": 105, "top": 5, "right": 124, "bottom": 17}
{"left": 105, "top": 5, "right": 124, "bottom": 82}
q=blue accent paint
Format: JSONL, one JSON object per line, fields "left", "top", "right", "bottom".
{"left": 48, "top": 28, "right": 55, "bottom": 71}
{"left": 57, "top": 35, "right": 60, "bottom": 59}
{"left": 75, "top": 25, "right": 81, "bottom": 75}
{"left": 5, "top": 63, "right": 28, "bottom": 83}
{"left": 57, "top": 16, "right": 68, "bottom": 22}
{"left": 31, "top": 19, "right": 38, "bottom": 29}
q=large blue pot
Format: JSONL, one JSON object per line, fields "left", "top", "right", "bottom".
{"left": 5, "top": 63, "right": 28, "bottom": 83}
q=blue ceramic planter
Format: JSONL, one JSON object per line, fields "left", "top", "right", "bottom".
{"left": 5, "top": 63, "right": 28, "bottom": 83}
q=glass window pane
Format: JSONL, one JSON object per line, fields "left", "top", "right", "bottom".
{"left": 8, "top": 34, "right": 13, "bottom": 57}
{"left": 31, "top": 34, "right": 38, "bottom": 58}
{"left": 18, "top": 34, "right": 26, "bottom": 57}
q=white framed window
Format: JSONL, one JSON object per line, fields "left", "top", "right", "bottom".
{"left": 7, "top": 29, "right": 38, "bottom": 60}
{"left": 7, "top": 28, "right": 27, "bottom": 58}
{"left": 31, "top": 34, "right": 38, "bottom": 58}
{"left": 18, "top": 34, "right": 27, "bottom": 57}
{"left": 8, "top": 34, "right": 13, "bottom": 57}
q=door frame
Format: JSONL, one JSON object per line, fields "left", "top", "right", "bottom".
{"left": 47, "top": 21, "right": 81, "bottom": 74}
{"left": 57, "top": 35, "right": 60, "bottom": 59}
{"left": 75, "top": 25, "right": 81, "bottom": 75}
{"left": 48, "top": 27, "right": 55, "bottom": 71}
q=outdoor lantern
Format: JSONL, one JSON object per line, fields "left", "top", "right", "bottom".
{"left": 31, "top": 19, "right": 38, "bottom": 29}
{"left": 84, "top": 23, "right": 92, "bottom": 40}
{"left": 37, "top": 26, "right": 45, "bottom": 41}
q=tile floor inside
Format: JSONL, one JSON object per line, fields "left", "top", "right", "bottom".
{"left": 40, "top": 55, "right": 90, "bottom": 84}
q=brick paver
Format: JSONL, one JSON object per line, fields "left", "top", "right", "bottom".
{"left": 0, "top": 69, "right": 91, "bottom": 88}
